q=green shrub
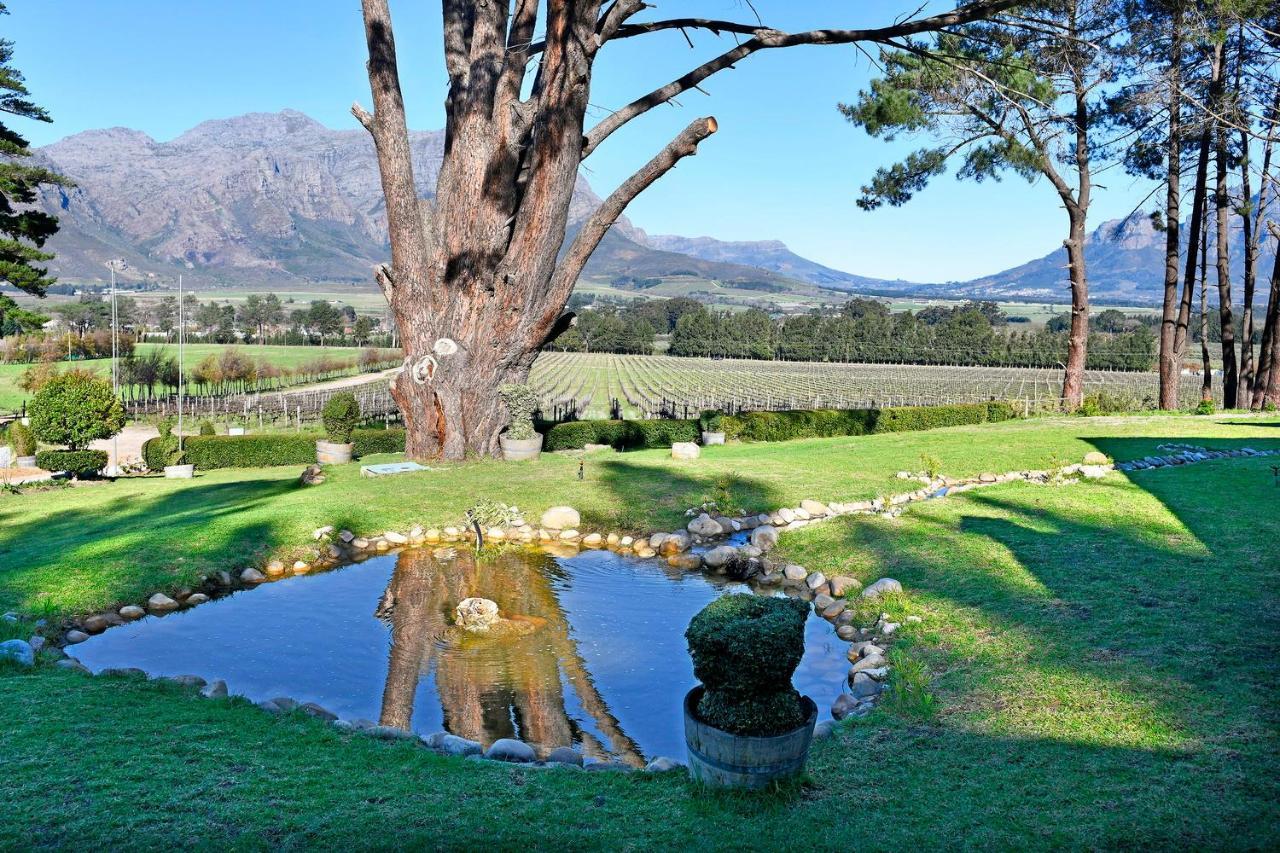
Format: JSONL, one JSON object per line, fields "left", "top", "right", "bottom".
{"left": 698, "top": 410, "right": 724, "bottom": 432}
{"left": 499, "top": 384, "right": 540, "bottom": 441}
{"left": 883, "top": 651, "right": 940, "bottom": 720}
{"left": 1078, "top": 389, "right": 1152, "bottom": 416}
{"left": 35, "top": 449, "right": 108, "bottom": 479}
{"left": 1194, "top": 399, "right": 1215, "bottom": 416}
{"left": 322, "top": 392, "right": 361, "bottom": 443}
{"left": 197, "top": 420, "right": 216, "bottom": 436}
{"left": 351, "top": 427, "right": 405, "bottom": 456}
{"left": 29, "top": 371, "right": 125, "bottom": 450}
{"left": 7, "top": 421, "right": 35, "bottom": 457}
{"left": 685, "top": 594, "right": 810, "bottom": 736}
{"left": 543, "top": 419, "right": 698, "bottom": 451}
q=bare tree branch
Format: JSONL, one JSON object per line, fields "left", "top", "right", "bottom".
{"left": 581, "top": 0, "right": 1023, "bottom": 159}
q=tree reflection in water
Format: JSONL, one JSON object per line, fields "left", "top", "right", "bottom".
{"left": 374, "top": 547, "right": 645, "bottom": 766}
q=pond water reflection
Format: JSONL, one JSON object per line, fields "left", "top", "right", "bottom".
{"left": 73, "top": 546, "right": 848, "bottom": 762}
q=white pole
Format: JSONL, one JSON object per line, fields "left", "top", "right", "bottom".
{"left": 178, "top": 275, "right": 185, "bottom": 455}
{"left": 110, "top": 265, "right": 120, "bottom": 475}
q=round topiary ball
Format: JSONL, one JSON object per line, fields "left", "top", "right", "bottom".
{"left": 685, "top": 594, "right": 809, "bottom": 695}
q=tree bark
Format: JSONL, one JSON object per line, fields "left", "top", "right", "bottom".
{"left": 1062, "top": 209, "right": 1089, "bottom": 408}
{"left": 1199, "top": 212, "right": 1212, "bottom": 402}
{"left": 1157, "top": 0, "right": 1184, "bottom": 410}
{"left": 1174, "top": 124, "right": 1213, "bottom": 383}
{"left": 1254, "top": 236, "right": 1280, "bottom": 409}
{"left": 1211, "top": 43, "right": 1237, "bottom": 408}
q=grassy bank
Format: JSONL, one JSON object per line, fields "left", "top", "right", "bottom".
{"left": 1, "top": 414, "right": 1277, "bottom": 848}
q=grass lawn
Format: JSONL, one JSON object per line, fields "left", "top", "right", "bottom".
{"left": 1, "top": 413, "right": 1278, "bottom": 848}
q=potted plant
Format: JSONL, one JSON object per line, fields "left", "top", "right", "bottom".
{"left": 683, "top": 594, "right": 816, "bottom": 788}
{"left": 317, "top": 392, "right": 360, "bottom": 464}
{"left": 498, "top": 384, "right": 543, "bottom": 461}
{"left": 699, "top": 410, "right": 726, "bottom": 445}
{"left": 9, "top": 421, "right": 37, "bottom": 468}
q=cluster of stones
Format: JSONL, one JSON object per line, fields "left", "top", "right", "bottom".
{"left": 1114, "top": 443, "right": 1279, "bottom": 472}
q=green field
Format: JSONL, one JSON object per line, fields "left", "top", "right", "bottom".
{"left": 0, "top": 343, "right": 379, "bottom": 411}
{"left": 1, "top": 414, "right": 1277, "bottom": 847}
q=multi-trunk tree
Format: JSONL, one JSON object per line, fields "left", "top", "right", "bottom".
{"left": 354, "top": 0, "right": 1022, "bottom": 459}
{"left": 840, "top": 0, "right": 1115, "bottom": 408}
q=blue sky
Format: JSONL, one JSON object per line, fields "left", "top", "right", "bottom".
{"left": 4, "top": 0, "right": 1157, "bottom": 283}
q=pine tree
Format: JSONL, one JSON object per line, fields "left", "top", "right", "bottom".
{"left": 0, "top": 2, "right": 66, "bottom": 299}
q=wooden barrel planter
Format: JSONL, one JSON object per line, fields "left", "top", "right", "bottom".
{"left": 683, "top": 686, "right": 817, "bottom": 789}
{"left": 499, "top": 433, "right": 543, "bottom": 462}
{"left": 315, "top": 440, "right": 354, "bottom": 465}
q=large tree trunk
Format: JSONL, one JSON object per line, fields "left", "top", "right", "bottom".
{"left": 1211, "top": 43, "right": 1237, "bottom": 408}
{"left": 1199, "top": 215, "right": 1212, "bottom": 402}
{"left": 1174, "top": 124, "right": 1214, "bottom": 385}
{"left": 1255, "top": 240, "right": 1280, "bottom": 409}
{"left": 1157, "top": 1, "right": 1185, "bottom": 410}
{"left": 1061, "top": 210, "right": 1089, "bottom": 408}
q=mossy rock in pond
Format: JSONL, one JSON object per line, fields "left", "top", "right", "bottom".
{"left": 448, "top": 615, "right": 546, "bottom": 645}
{"left": 685, "top": 594, "right": 810, "bottom": 735}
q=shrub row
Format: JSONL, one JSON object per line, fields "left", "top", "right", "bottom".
{"left": 141, "top": 428, "right": 407, "bottom": 471}
{"left": 35, "top": 449, "right": 108, "bottom": 479}
{"left": 542, "top": 419, "right": 699, "bottom": 452}
{"left": 544, "top": 402, "right": 1018, "bottom": 450}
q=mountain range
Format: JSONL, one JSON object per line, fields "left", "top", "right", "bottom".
{"left": 29, "top": 109, "right": 1275, "bottom": 305}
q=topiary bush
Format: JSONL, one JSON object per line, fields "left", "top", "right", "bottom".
{"left": 685, "top": 594, "right": 811, "bottom": 736}
{"left": 322, "top": 392, "right": 361, "bottom": 443}
{"left": 197, "top": 419, "right": 216, "bottom": 436}
{"left": 28, "top": 370, "right": 125, "bottom": 450}
{"left": 499, "top": 384, "right": 540, "bottom": 441}
{"left": 698, "top": 410, "right": 724, "bottom": 433}
{"left": 35, "top": 449, "right": 108, "bottom": 479}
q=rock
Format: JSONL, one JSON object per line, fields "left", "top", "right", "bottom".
{"left": 585, "top": 760, "right": 632, "bottom": 772}
{"left": 338, "top": 530, "right": 355, "bottom": 543}
{"left": 64, "top": 629, "right": 89, "bottom": 645}
{"left": 978, "top": 473, "right": 997, "bottom": 483}
{"left": 216, "top": 571, "right": 234, "bottom": 587}
{"left": 821, "top": 600, "right": 847, "bottom": 620}
{"left": 667, "top": 554, "right": 703, "bottom": 570}
{"left": 266, "top": 560, "right": 286, "bottom": 576}
{"left": 862, "top": 666, "right": 891, "bottom": 680}
{"left": 147, "top": 593, "right": 179, "bottom": 613}
{"left": 619, "top": 536, "right": 634, "bottom": 547}
{"left": 540, "top": 506, "right": 581, "bottom": 530}
{"left": 201, "top": 679, "right": 228, "bottom": 699}
{"left": 861, "top": 578, "right": 903, "bottom": 599}
{"left": 648, "top": 532, "right": 669, "bottom": 549}
{"left": 800, "top": 499, "right": 830, "bottom": 517}
{"left": 831, "top": 693, "right": 859, "bottom": 720}
{"left": 485, "top": 738, "right": 536, "bottom": 763}
{"left": 300, "top": 702, "right": 338, "bottom": 722}
{"left": 81, "top": 615, "right": 110, "bottom": 634}
{"left": 240, "top": 568, "right": 266, "bottom": 584}
{"left": 783, "top": 564, "right": 808, "bottom": 583}
{"left": 484, "top": 527, "right": 506, "bottom": 542}
{"left": 455, "top": 598, "right": 500, "bottom": 632}
{"left": 813, "top": 720, "right": 837, "bottom": 740}
{"left": 185, "top": 593, "right": 210, "bottom": 606}
{"left": 702, "top": 546, "right": 738, "bottom": 569}
{"left": 836, "top": 625, "right": 858, "bottom": 641}
{"left": 1080, "top": 465, "right": 1109, "bottom": 479}
{"left": 1083, "top": 451, "right": 1109, "bottom": 465}
{"left": 849, "top": 671, "right": 882, "bottom": 699}
{"left": 99, "top": 667, "right": 147, "bottom": 679}
{"left": 558, "top": 529, "right": 580, "bottom": 542}
{"left": 813, "top": 593, "right": 835, "bottom": 612}
{"left": 634, "top": 546, "right": 657, "bottom": 559}
{"left": 750, "top": 525, "right": 779, "bottom": 552}
{"left": 670, "top": 442, "right": 701, "bottom": 460}
{"left": 880, "top": 622, "right": 900, "bottom": 637}
{"left": 384, "top": 530, "right": 408, "bottom": 545}
{"left": 793, "top": 507, "right": 812, "bottom": 521}
{"left": 687, "top": 514, "right": 724, "bottom": 537}
{"left": 300, "top": 465, "right": 326, "bottom": 486}
{"left": 805, "top": 571, "right": 827, "bottom": 591}
{"left": 546, "top": 746, "right": 583, "bottom": 766}
{"left": 829, "top": 576, "right": 861, "bottom": 597}
{"left": 851, "top": 653, "right": 888, "bottom": 673}
{"left": 367, "top": 725, "right": 416, "bottom": 741}
{"left": 313, "top": 525, "right": 334, "bottom": 540}
{"left": 55, "top": 658, "right": 89, "bottom": 673}
{"left": 581, "top": 533, "right": 604, "bottom": 548}
{"left": 906, "top": 615, "right": 923, "bottom": 624}
{"left": 0, "top": 639, "right": 35, "bottom": 667}
{"left": 644, "top": 757, "right": 682, "bottom": 773}
{"left": 28, "top": 636, "right": 45, "bottom": 653}
{"left": 424, "top": 529, "right": 441, "bottom": 542}
{"left": 777, "top": 507, "right": 797, "bottom": 524}
{"left": 847, "top": 642, "right": 884, "bottom": 661}
{"left": 423, "top": 732, "right": 484, "bottom": 756}
{"left": 659, "top": 533, "right": 690, "bottom": 555}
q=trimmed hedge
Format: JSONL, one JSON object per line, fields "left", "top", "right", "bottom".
{"left": 543, "top": 419, "right": 699, "bottom": 452}
{"left": 141, "top": 427, "right": 406, "bottom": 471}
{"left": 544, "top": 402, "right": 1018, "bottom": 451}
{"left": 35, "top": 449, "right": 109, "bottom": 479}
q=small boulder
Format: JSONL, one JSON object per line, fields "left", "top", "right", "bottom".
{"left": 81, "top": 615, "right": 110, "bottom": 634}
{"left": 540, "top": 506, "right": 581, "bottom": 530}
{"left": 777, "top": 507, "right": 797, "bottom": 524}
{"left": 644, "top": 757, "right": 682, "bottom": 773}
{"left": 485, "top": 738, "right": 536, "bottom": 763}
{"left": 831, "top": 693, "right": 858, "bottom": 721}
{"left": 805, "top": 571, "right": 827, "bottom": 591}
{"left": 800, "top": 499, "right": 830, "bottom": 517}
{"left": 829, "top": 576, "right": 861, "bottom": 598}
{"left": 687, "top": 514, "right": 724, "bottom": 537}
{"left": 750, "top": 525, "right": 779, "bottom": 552}
{"left": 851, "top": 653, "right": 888, "bottom": 673}
{"left": 813, "top": 593, "right": 835, "bottom": 612}
{"left": 64, "top": 629, "right": 89, "bottom": 645}
{"left": 813, "top": 720, "right": 837, "bottom": 740}
{"left": 424, "top": 733, "right": 483, "bottom": 757}
{"left": 201, "top": 679, "right": 228, "bottom": 699}
{"left": 265, "top": 560, "right": 286, "bottom": 576}
{"left": 670, "top": 442, "right": 701, "bottom": 461}
{"left": 313, "top": 525, "right": 334, "bottom": 540}
{"left": 300, "top": 702, "right": 338, "bottom": 722}
{"left": 240, "top": 568, "right": 266, "bottom": 584}
{"left": 546, "top": 746, "right": 583, "bottom": 766}
{"left": 821, "top": 600, "right": 847, "bottom": 620}
{"left": 659, "top": 533, "right": 690, "bottom": 555}
{"left": 1083, "top": 451, "right": 1109, "bottom": 465}
{"left": 147, "top": 593, "right": 179, "bottom": 613}
{"left": 702, "top": 546, "right": 738, "bottom": 569}
{"left": 581, "top": 532, "right": 604, "bottom": 548}
{"left": 0, "top": 639, "right": 35, "bottom": 667}
{"left": 455, "top": 598, "right": 500, "bottom": 632}
{"left": 861, "top": 578, "right": 903, "bottom": 599}
{"left": 384, "top": 531, "right": 408, "bottom": 545}
{"left": 367, "top": 725, "right": 416, "bottom": 740}
{"left": 783, "top": 565, "right": 808, "bottom": 583}
{"left": 849, "top": 671, "right": 882, "bottom": 699}
{"left": 300, "top": 465, "right": 326, "bottom": 486}
{"left": 185, "top": 593, "right": 210, "bottom": 606}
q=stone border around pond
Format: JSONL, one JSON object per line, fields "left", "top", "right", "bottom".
{"left": 21, "top": 445, "right": 1276, "bottom": 767}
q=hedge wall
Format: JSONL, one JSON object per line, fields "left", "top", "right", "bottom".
{"left": 141, "top": 427, "right": 407, "bottom": 471}
{"left": 544, "top": 402, "right": 1018, "bottom": 451}
{"left": 34, "top": 449, "right": 109, "bottom": 478}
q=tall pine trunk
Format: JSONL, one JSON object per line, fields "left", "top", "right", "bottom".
{"left": 1158, "top": 1, "right": 1185, "bottom": 410}
{"left": 1211, "top": 44, "right": 1237, "bottom": 408}
{"left": 1062, "top": 208, "right": 1089, "bottom": 407}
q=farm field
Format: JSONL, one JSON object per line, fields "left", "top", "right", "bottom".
{"left": 0, "top": 343, "right": 384, "bottom": 413}
{"left": 527, "top": 352, "right": 1209, "bottom": 420}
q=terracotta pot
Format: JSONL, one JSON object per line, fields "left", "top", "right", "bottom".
{"left": 683, "top": 686, "right": 817, "bottom": 789}
{"left": 316, "top": 440, "right": 354, "bottom": 465}
{"left": 499, "top": 433, "right": 543, "bottom": 462}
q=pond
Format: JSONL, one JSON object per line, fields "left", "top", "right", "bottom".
{"left": 71, "top": 545, "right": 848, "bottom": 764}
